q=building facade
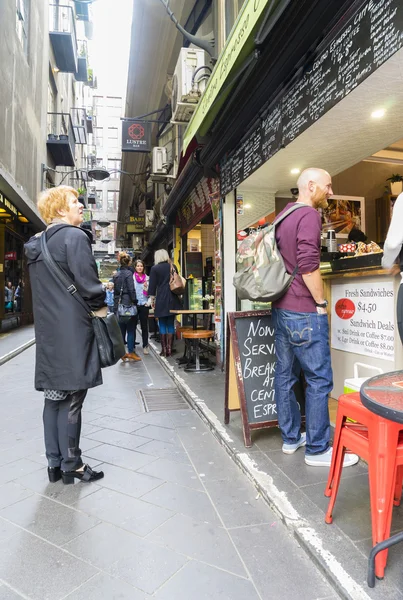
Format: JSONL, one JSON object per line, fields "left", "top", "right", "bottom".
{"left": 89, "top": 93, "right": 123, "bottom": 278}
{"left": 0, "top": 0, "right": 96, "bottom": 328}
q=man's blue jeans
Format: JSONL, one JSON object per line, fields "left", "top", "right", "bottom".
{"left": 272, "top": 308, "right": 333, "bottom": 455}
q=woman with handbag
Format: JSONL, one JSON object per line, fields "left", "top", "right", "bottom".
{"left": 148, "top": 249, "right": 182, "bottom": 357}
{"left": 114, "top": 253, "right": 141, "bottom": 362}
{"left": 24, "top": 186, "right": 106, "bottom": 485}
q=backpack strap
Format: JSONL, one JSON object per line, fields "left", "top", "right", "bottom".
{"left": 271, "top": 203, "right": 310, "bottom": 279}
{"left": 273, "top": 203, "right": 309, "bottom": 226}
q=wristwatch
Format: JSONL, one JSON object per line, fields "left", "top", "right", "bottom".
{"left": 315, "top": 300, "right": 328, "bottom": 308}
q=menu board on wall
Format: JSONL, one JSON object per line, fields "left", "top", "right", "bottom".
{"left": 220, "top": 0, "right": 403, "bottom": 196}
{"left": 331, "top": 281, "right": 395, "bottom": 362}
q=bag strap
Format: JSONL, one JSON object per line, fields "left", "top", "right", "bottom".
{"left": 40, "top": 230, "right": 93, "bottom": 317}
{"left": 272, "top": 203, "right": 308, "bottom": 227}
{"left": 267, "top": 204, "right": 309, "bottom": 279}
{"left": 118, "top": 276, "right": 124, "bottom": 305}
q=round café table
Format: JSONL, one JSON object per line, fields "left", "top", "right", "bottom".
{"left": 361, "top": 371, "right": 403, "bottom": 587}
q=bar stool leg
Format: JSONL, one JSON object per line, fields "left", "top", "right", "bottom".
{"left": 325, "top": 443, "right": 346, "bottom": 524}
{"left": 369, "top": 420, "right": 399, "bottom": 579}
{"left": 393, "top": 465, "right": 403, "bottom": 507}
{"left": 195, "top": 340, "right": 201, "bottom": 371}
{"left": 325, "top": 409, "right": 346, "bottom": 497}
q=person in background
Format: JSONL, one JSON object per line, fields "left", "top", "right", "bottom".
{"left": 133, "top": 259, "right": 150, "bottom": 354}
{"left": 382, "top": 191, "right": 403, "bottom": 344}
{"left": 347, "top": 227, "right": 367, "bottom": 244}
{"left": 5, "top": 281, "right": 13, "bottom": 312}
{"left": 105, "top": 282, "right": 114, "bottom": 313}
{"left": 272, "top": 168, "right": 358, "bottom": 468}
{"left": 24, "top": 185, "right": 105, "bottom": 485}
{"left": 15, "top": 280, "right": 23, "bottom": 313}
{"left": 148, "top": 249, "right": 182, "bottom": 357}
{"left": 114, "top": 253, "right": 141, "bottom": 362}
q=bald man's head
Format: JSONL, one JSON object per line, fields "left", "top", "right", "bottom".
{"left": 297, "top": 168, "right": 333, "bottom": 209}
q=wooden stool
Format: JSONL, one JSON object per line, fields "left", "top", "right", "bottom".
{"left": 182, "top": 330, "right": 214, "bottom": 372}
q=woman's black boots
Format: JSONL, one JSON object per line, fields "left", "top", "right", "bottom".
{"left": 160, "top": 334, "right": 167, "bottom": 356}
{"left": 166, "top": 334, "right": 174, "bottom": 357}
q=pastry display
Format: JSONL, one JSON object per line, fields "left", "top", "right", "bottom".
{"left": 354, "top": 241, "right": 382, "bottom": 256}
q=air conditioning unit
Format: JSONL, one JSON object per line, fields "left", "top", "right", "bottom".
{"left": 145, "top": 209, "right": 155, "bottom": 230}
{"left": 171, "top": 48, "right": 207, "bottom": 124}
{"left": 132, "top": 235, "right": 143, "bottom": 251}
{"left": 152, "top": 147, "right": 168, "bottom": 176}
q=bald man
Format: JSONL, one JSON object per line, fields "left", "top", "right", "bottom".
{"left": 272, "top": 168, "right": 358, "bottom": 467}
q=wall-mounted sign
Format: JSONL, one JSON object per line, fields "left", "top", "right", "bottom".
{"left": 127, "top": 216, "right": 145, "bottom": 233}
{"left": 236, "top": 194, "right": 244, "bottom": 215}
{"left": 5, "top": 251, "right": 17, "bottom": 260}
{"left": 122, "top": 120, "right": 151, "bottom": 153}
{"left": 178, "top": 177, "right": 214, "bottom": 235}
{"left": 331, "top": 281, "right": 395, "bottom": 362}
{"left": 0, "top": 192, "right": 18, "bottom": 216}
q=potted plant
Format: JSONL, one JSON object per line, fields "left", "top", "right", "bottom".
{"left": 77, "top": 187, "right": 86, "bottom": 204}
{"left": 386, "top": 174, "right": 403, "bottom": 196}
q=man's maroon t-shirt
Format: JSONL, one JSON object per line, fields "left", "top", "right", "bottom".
{"left": 272, "top": 203, "right": 321, "bottom": 313}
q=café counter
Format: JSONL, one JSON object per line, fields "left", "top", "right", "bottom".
{"left": 321, "top": 256, "right": 402, "bottom": 399}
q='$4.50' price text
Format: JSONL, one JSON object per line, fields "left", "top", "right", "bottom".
{"left": 357, "top": 302, "right": 377, "bottom": 314}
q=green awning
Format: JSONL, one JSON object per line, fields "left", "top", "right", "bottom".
{"left": 183, "top": 0, "right": 276, "bottom": 154}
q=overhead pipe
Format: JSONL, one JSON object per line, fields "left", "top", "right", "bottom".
{"left": 158, "top": 0, "right": 216, "bottom": 58}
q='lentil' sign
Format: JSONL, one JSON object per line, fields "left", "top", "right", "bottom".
{"left": 225, "top": 310, "right": 305, "bottom": 447}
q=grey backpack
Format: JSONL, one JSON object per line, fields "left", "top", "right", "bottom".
{"left": 233, "top": 204, "right": 307, "bottom": 302}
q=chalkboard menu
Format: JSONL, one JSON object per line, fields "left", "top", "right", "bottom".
{"left": 220, "top": 0, "right": 403, "bottom": 196}
{"left": 225, "top": 311, "right": 278, "bottom": 447}
{"left": 184, "top": 252, "right": 203, "bottom": 278}
{"left": 225, "top": 310, "right": 306, "bottom": 447}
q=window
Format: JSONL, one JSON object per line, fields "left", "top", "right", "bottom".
{"left": 106, "top": 96, "right": 122, "bottom": 108}
{"left": 107, "top": 190, "right": 119, "bottom": 211}
{"left": 107, "top": 127, "right": 118, "bottom": 149}
{"left": 93, "top": 96, "right": 104, "bottom": 107}
{"left": 106, "top": 106, "right": 122, "bottom": 119}
{"left": 96, "top": 190, "right": 103, "bottom": 210}
{"left": 16, "top": 0, "right": 30, "bottom": 55}
{"left": 47, "top": 77, "right": 57, "bottom": 135}
{"left": 94, "top": 127, "right": 103, "bottom": 146}
{"left": 107, "top": 159, "right": 122, "bottom": 179}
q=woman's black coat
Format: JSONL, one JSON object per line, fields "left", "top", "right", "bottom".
{"left": 24, "top": 224, "right": 106, "bottom": 391}
{"left": 148, "top": 261, "right": 182, "bottom": 318}
{"left": 113, "top": 267, "right": 137, "bottom": 312}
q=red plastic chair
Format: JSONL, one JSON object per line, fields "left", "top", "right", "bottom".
{"left": 325, "top": 392, "right": 403, "bottom": 579}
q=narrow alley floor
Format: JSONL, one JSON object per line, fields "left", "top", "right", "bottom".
{"left": 0, "top": 335, "right": 337, "bottom": 600}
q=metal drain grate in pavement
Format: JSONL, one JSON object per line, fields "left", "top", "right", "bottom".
{"left": 138, "top": 388, "right": 190, "bottom": 412}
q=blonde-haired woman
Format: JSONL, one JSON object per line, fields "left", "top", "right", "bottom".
{"left": 148, "top": 249, "right": 182, "bottom": 357}
{"left": 25, "top": 186, "right": 106, "bottom": 484}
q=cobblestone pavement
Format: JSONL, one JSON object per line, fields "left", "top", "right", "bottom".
{"left": 0, "top": 342, "right": 337, "bottom": 599}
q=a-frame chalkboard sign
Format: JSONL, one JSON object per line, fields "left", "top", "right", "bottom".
{"left": 225, "top": 310, "right": 305, "bottom": 448}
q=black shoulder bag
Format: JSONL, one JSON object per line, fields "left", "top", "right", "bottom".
{"left": 40, "top": 230, "right": 125, "bottom": 368}
{"left": 117, "top": 273, "right": 137, "bottom": 318}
